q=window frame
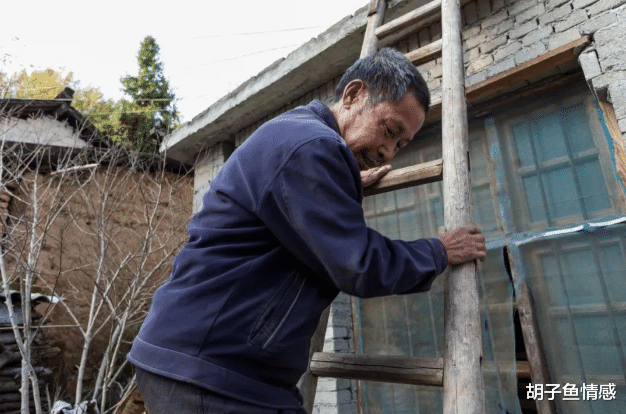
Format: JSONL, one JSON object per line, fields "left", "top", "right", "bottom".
{"left": 355, "top": 77, "right": 626, "bottom": 414}
{"left": 494, "top": 84, "right": 625, "bottom": 231}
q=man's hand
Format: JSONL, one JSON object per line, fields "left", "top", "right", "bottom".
{"left": 360, "top": 165, "right": 392, "bottom": 188}
{"left": 437, "top": 225, "right": 487, "bottom": 266}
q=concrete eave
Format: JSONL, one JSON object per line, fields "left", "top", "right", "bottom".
{"left": 160, "top": 0, "right": 418, "bottom": 165}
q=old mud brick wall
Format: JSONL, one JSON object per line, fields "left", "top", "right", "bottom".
{"left": 4, "top": 165, "right": 192, "bottom": 400}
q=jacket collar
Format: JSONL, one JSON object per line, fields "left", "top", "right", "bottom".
{"left": 308, "top": 100, "right": 341, "bottom": 136}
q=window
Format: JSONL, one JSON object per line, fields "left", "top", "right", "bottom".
{"left": 499, "top": 90, "right": 622, "bottom": 230}
{"left": 356, "top": 80, "right": 626, "bottom": 413}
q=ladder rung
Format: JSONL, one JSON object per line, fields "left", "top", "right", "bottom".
{"left": 310, "top": 352, "right": 443, "bottom": 386}
{"left": 406, "top": 38, "right": 442, "bottom": 66}
{"left": 363, "top": 158, "right": 443, "bottom": 197}
{"left": 375, "top": 0, "right": 474, "bottom": 47}
{"left": 310, "top": 352, "right": 533, "bottom": 385}
{"left": 375, "top": 0, "right": 442, "bottom": 45}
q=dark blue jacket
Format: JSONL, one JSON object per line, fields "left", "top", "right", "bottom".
{"left": 127, "top": 100, "right": 448, "bottom": 409}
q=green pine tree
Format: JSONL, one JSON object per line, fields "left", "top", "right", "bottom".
{"left": 120, "top": 36, "right": 178, "bottom": 152}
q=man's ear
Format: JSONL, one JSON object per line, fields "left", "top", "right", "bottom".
{"left": 341, "top": 80, "right": 368, "bottom": 109}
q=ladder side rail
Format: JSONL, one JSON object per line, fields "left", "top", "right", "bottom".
{"left": 361, "top": 0, "right": 388, "bottom": 57}
{"left": 440, "top": 0, "right": 486, "bottom": 412}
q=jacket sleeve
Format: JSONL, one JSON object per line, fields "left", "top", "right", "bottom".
{"left": 257, "top": 137, "right": 448, "bottom": 298}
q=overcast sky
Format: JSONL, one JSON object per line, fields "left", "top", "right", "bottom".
{"left": 0, "top": 0, "right": 367, "bottom": 123}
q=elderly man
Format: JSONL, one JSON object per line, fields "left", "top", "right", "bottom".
{"left": 128, "top": 48, "right": 486, "bottom": 413}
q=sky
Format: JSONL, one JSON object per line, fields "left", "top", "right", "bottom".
{"left": 0, "top": 0, "right": 368, "bottom": 123}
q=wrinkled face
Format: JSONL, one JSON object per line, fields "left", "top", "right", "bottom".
{"left": 334, "top": 80, "right": 426, "bottom": 170}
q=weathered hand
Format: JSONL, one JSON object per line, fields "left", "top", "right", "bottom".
{"left": 360, "top": 165, "right": 392, "bottom": 188}
{"left": 437, "top": 224, "right": 487, "bottom": 266}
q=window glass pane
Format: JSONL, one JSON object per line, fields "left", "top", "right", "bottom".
{"left": 616, "top": 313, "right": 626, "bottom": 374}
{"left": 504, "top": 91, "right": 620, "bottom": 229}
{"left": 398, "top": 210, "right": 421, "bottom": 240}
{"left": 535, "top": 112, "right": 569, "bottom": 162}
{"left": 512, "top": 123, "right": 534, "bottom": 168}
{"left": 563, "top": 103, "right": 596, "bottom": 154}
{"left": 552, "top": 313, "right": 584, "bottom": 375}
{"left": 539, "top": 252, "right": 568, "bottom": 307}
{"left": 376, "top": 214, "right": 399, "bottom": 238}
{"left": 576, "top": 159, "right": 612, "bottom": 214}
{"left": 560, "top": 247, "right": 604, "bottom": 306}
{"left": 364, "top": 382, "right": 431, "bottom": 414}
{"left": 473, "top": 185, "right": 498, "bottom": 233}
{"left": 405, "top": 292, "right": 440, "bottom": 357}
{"left": 376, "top": 191, "right": 397, "bottom": 214}
{"left": 542, "top": 167, "right": 581, "bottom": 219}
{"left": 470, "top": 134, "right": 489, "bottom": 180}
{"left": 470, "top": 134, "right": 499, "bottom": 234}
{"left": 600, "top": 242, "right": 626, "bottom": 303}
{"left": 574, "top": 314, "right": 622, "bottom": 376}
{"left": 523, "top": 228, "right": 626, "bottom": 414}
{"left": 359, "top": 296, "right": 386, "bottom": 349}
{"left": 522, "top": 175, "right": 547, "bottom": 223}
{"left": 396, "top": 187, "right": 415, "bottom": 209}
{"left": 363, "top": 194, "right": 376, "bottom": 216}
{"left": 431, "top": 194, "right": 444, "bottom": 232}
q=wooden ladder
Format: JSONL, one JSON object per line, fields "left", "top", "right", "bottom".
{"left": 298, "top": 0, "right": 486, "bottom": 412}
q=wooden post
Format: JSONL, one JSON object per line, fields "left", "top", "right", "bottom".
{"left": 441, "top": 0, "right": 486, "bottom": 412}
{"left": 597, "top": 98, "right": 626, "bottom": 197}
{"left": 506, "top": 246, "right": 557, "bottom": 414}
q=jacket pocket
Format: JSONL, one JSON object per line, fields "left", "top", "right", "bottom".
{"left": 248, "top": 269, "right": 306, "bottom": 351}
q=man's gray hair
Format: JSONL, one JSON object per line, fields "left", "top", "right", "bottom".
{"left": 334, "top": 47, "right": 430, "bottom": 112}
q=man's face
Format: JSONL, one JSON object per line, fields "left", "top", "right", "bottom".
{"left": 336, "top": 81, "right": 426, "bottom": 170}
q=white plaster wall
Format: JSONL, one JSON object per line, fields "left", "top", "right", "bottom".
{"left": 1, "top": 116, "right": 87, "bottom": 148}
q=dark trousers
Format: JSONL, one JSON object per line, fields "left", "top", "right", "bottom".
{"left": 134, "top": 366, "right": 308, "bottom": 414}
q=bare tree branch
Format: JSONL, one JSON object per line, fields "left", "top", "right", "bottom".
{"left": 0, "top": 118, "right": 192, "bottom": 413}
